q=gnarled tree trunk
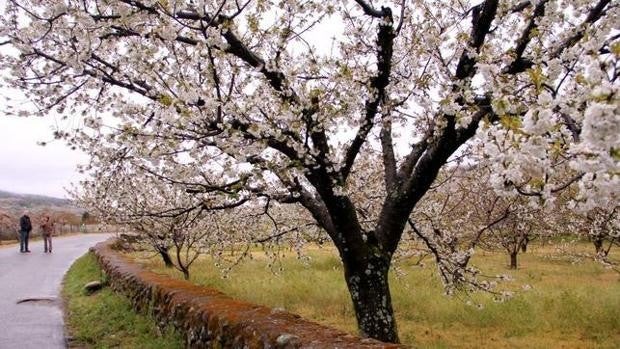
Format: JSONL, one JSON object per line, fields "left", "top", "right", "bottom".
{"left": 592, "top": 237, "right": 604, "bottom": 256}
{"left": 341, "top": 247, "right": 399, "bottom": 343}
{"left": 521, "top": 235, "right": 529, "bottom": 253}
{"left": 509, "top": 251, "right": 518, "bottom": 269}
{"left": 156, "top": 245, "right": 174, "bottom": 268}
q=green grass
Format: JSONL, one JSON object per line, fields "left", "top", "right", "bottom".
{"left": 62, "top": 252, "right": 184, "bottom": 349}
{"left": 132, "top": 243, "right": 620, "bottom": 349}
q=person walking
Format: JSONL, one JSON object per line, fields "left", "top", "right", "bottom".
{"left": 41, "top": 216, "right": 55, "bottom": 253}
{"left": 19, "top": 213, "right": 32, "bottom": 253}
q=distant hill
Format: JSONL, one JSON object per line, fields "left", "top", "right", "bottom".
{"left": 0, "top": 190, "right": 76, "bottom": 213}
{"left": 0, "top": 190, "right": 90, "bottom": 240}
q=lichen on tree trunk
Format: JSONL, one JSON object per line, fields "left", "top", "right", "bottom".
{"left": 343, "top": 251, "right": 399, "bottom": 343}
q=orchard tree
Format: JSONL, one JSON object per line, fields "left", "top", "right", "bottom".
{"left": 449, "top": 165, "right": 552, "bottom": 270}
{"left": 51, "top": 210, "right": 82, "bottom": 233}
{"left": 585, "top": 207, "right": 619, "bottom": 261}
{"left": 566, "top": 206, "right": 619, "bottom": 266}
{"left": 80, "top": 211, "right": 98, "bottom": 225}
{"left": 544, "top": 177, "right": 619, "bottom": 267}
{"left": 74, "top": 164, "right": 247, "bottom": 279}
{"left": 75, "top": 159, "right": 318, "bottom": 278}
{"left": 407, "top": 161, "right": 548, "bottom": 277}
{"left": 482, "top": 209, "right": 549, "bottom": 269}
{"left": 1, "top": 0, "right": 618, "bottom": 342}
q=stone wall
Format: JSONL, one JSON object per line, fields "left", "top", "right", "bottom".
{"left": 90, "top": 239, "right": 405, "bottom": 349}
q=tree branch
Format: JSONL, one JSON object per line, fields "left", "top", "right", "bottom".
{"left": 380, "top": 112, "right": 397, "bottom": 191}
{"left": 455, "top": 0, "right": 499, "bottom": 79}
{"left": 340, "top": 9, "right": 395, "bottom": 181}
{"left": 503, "top": 0, "right": 549, "bottom": 74}
{"left": 353, "top": 0, "right": 386, "bottom": 18}
{"left": 550, "top": 0, "right": 612, "bottom": 59}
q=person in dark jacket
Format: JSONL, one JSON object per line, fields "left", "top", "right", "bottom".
{"left": 19, "top": 213, "right": 32, "bottom": 253}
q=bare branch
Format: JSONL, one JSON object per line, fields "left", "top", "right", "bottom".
{"left": 354, "top": 0, "right": 386, "bottom": 18}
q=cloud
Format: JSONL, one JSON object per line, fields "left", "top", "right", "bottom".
{"left": 0, "top": 115, "right": 87, "bottom": 198}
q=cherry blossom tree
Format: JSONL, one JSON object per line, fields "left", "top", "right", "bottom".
{"left": 75, "top": 170, "right": 174, "bottom": 267}
{"left": 1, "top": 0, "right": 618, "bottom": 342}
{"left": 542, "top": 176, "right": 619, "bottom": 268}
{"left": 448, "top": 166, "right": 552, "bottom": 270}
{"left": 407, "top": 162, "right": 532, "bottom": 287}
{"left": 584, "top": 207, "right": 619, "bottom": 261}
{"left": 74, "top": 164, "right": 240, "bottom": 279}
{"left": 481, "top": 208, "right": 550, "bottom": 269}
{"left": 74, "top": 159, "right": 319, "bottom": 278}
{"left": 561, "top": 206, "right": 619, "bottom": 268}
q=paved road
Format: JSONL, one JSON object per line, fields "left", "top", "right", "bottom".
{"left": 0, "top": 233, "right": 112, "bottom": 349}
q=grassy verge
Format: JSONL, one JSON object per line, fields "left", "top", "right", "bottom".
{"left": 132, "top": 243, "right": 620, "bottom": 349}
{"left": 62, "top": 252, "right": 184, "bottom": 349}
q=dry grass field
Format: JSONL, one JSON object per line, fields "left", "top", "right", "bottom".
{"left": 131, "top": 242, "right": 620, "bottom": 348}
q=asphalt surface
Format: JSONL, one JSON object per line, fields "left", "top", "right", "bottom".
{"left": 0, "top": 233, "right": 112, "bottom": 349}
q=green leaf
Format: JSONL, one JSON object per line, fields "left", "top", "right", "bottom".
{"left": 528, "top": 66, "right": 545, "bottom": 93}
{"left": 158, "top": 94, "right": 173, "bottom": 107}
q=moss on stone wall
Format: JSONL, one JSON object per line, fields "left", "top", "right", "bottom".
{"left": 90, "top": 239, "right": 404, "bottom": 349}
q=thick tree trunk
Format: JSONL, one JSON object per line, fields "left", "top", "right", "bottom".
{"left": 312, "top": 191, "right": 404, "bottom": 343}
{"left": 173, "top": 246, "right": 191, "bottom": 280}
{"left": 180, "top": 267, "right": 190, "bottom": 280}
{"left": 509, "top": 251, "right": 518, "bottom": 269}
{"left": 157, "top": 246, "right": 174, "bottom": 268}
{"left": 521, "top": 236, "right": 529, "bottom": 253}
{"left": 593, "top": 238, "right": 604, "bottom": 255}
{"left": 342, "top": 251, "right": 399, "bottom": 343}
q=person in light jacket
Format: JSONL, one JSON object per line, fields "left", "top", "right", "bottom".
{"left": 19, "top": 213, "right": 32, "bottom": 253}
{"left": 40, "top": 216, "right": 55, "bottom": 253}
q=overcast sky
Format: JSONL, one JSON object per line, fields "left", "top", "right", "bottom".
{"left": 0, "top": 0, "right": 86, "bottom": 199}
{"left": 0, "top": 0, "right": 344, "bottom": 199}
{"left": 0, "top": 113, "right": 87, "bottom": 198}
